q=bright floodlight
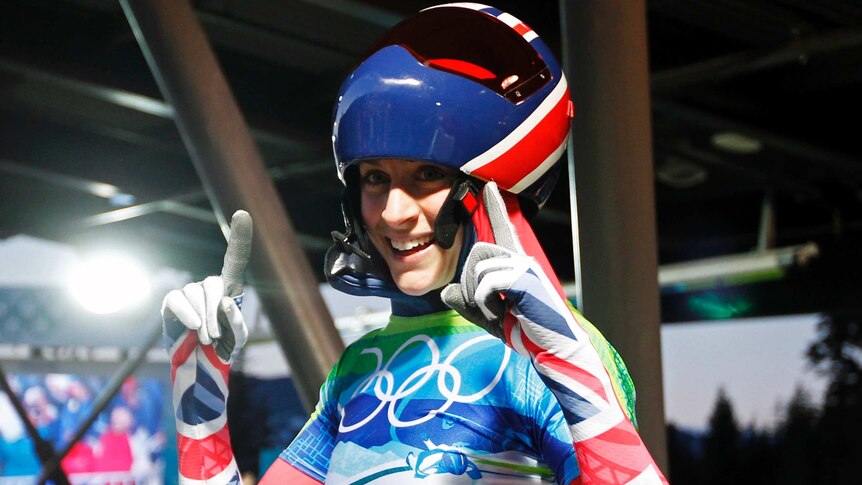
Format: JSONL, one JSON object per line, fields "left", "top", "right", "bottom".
{"left": 69, "top": 254, "right": 151, "bottom": 314}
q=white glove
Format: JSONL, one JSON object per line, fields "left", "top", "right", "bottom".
{"left": 161, "top": 210, "right": 252, "bottom": 363}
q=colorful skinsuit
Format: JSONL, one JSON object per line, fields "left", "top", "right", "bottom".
{"left": 165, "top": 194, "right": 653, "bottom": 483}
{"left": 280, "top": 308, "right": 636, "bottom": 484}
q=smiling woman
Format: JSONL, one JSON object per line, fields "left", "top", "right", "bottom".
{"left": 358, "top": 160, "right": 463, "bottom": 296}
{"left": 161, "top": 3, "right": 666, "bottom": 484}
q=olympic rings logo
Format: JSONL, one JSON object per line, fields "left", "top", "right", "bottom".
{"left": 338, "top": 334, "right": 511, "bottom": 432}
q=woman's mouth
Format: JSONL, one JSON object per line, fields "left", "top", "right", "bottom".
{"left": 389, "top": 235, "right": 434, "bottom": 256}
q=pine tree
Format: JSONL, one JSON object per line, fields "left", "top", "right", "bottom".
{"left": 807, "top": 311, "right": 862, "bottom": 483}
{"left": 774, "top": 386, "right": 818, "bottom": 484}
{"left": 703, "top": 388, "right": 741, "bottom": 485}
{"left": 667, "top": 423, "right": 703, "bottom": 484}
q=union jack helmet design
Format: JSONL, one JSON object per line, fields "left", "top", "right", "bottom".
{"left": 332, "top": 3, "right": 573, "bottom": 207}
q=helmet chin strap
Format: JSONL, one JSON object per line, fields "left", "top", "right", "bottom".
{"left": 330, "top": 170, "right": 373, "bottom": 262}
{"left": 434, "top": 177, "right": 481, "bottom": 249}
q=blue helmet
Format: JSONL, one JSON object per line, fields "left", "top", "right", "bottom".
{"left": 332, "top": 3, "right": 572, "bottom": 207}
{"left": 326, "top": 4, "right": 572, "bottom": 310}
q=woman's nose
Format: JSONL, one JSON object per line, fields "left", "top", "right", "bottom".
{"left": 380, "top": 188, "right": 420, "bottom": 227}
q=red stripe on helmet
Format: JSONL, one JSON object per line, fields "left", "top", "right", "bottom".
{"left": 513, "top": 22, "right": 532, "bottom": 36}
{"left": 468, "top": 87, "right": 570, "bottom": 192}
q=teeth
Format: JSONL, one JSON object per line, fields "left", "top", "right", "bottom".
{"left": 390, "top": 235, "right": 432, "bottom": 251}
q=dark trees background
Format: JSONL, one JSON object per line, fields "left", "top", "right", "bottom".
{"left": 667, "top": 310, "right": 862, "bottom": 484}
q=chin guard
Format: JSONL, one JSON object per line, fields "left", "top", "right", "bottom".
{"left": 435, "top": 177, "right": 480, "bottom": 249}
{"left": 330, "top": 183, "right": 372, "bottom": 262}
{"left": 331, "top": 227, "right": 371, "bottom": 262}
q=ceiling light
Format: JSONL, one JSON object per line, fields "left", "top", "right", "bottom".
{"left": 656, "top": 156, "right": 708, "bottom": 189}
{"left": 711, "top": 132, "right": 762, "bottom": 154}
{"left": 658, "top": 242, "right": 818, "bottom": 293}
{"left": 562, "top": 242, "right": 819, "bottom": 297}
{"left": 109, "top": 193, "right": 136, "bottom": 207}
{"left": 67, "top": 254, "right": 151, "bottom": 314}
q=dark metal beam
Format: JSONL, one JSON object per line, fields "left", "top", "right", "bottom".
{"left": 0, "top": 158, "right": 125, "bottom": 200}
{"left": 767, "top": 53, "right": 862, "bottom": 92}
{"left": 651, "top": 29, "right": 862, "bottom": 94}
{"left": 120, "top": 0, "right": 343, "bottom": 409}
{"left": 0, "top": 157, "right": 209, "bottom": 226}
{"left": 649, "top": 0, "right": 807, "bottom": 47}
{"left": 197, "top": 0, "right": 392, "bottom": 62}
{"left": 198, "top": 11, "right": 355, "bottom": 73}
{"left": 1, "top": 155, "right": 333, "bottom": 250}
{"left": 655, "top": 143, "right": 822, "bottom": 199}
{"left": 79, "top": 198, "right": 332, "bottom": 252}
{"left": 59, "top": 0, "right": 394, "bottom": 59}
{"left": 0, "top": 94, "right": 185, "bottom": 155}
{"left": 80, "top": 198, "right": 213, "bottom": 226}
{"left": 652, "top": 99, "right": 862, "bottom": 177}
{"left": 774, "top": 0, "right": 862, "bottom": 27}
{"left": 293, "top": 0, "right": 402, "bottom": 27}
{"left": 0, "top": 56, "right": 310, "bottom": 152}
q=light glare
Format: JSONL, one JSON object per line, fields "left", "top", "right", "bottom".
{"left": 69, "top": 254, "right": 151, "bottom": 314}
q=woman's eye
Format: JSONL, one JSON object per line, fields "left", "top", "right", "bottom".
{"left": 361, "top": 170, "right": 388, "bottom": 187}
{"left": 418, "top": 166, "right": 447, "bottom": 182}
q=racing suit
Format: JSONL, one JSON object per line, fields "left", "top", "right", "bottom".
{"left": 280, "top": 308, "right": 636, "bottom": 483}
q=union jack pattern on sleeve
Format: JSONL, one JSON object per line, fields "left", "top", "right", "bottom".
{"left": 464, "top": 185, "right": 668, "bottom": 484}
{"left": 164, "top": 297, "right": 243, "bottom": 485}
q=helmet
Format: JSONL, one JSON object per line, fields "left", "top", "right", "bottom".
{"left": 326, "top": 4, "right": 572, "bottom": 307}
{"left": 332, "top": 3, "right": 573, "bottom": 207}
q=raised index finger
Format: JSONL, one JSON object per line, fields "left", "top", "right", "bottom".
{"left": 221, "top": 210, "right": 253, "bottom": 298}
{"left": 482, "top": 182, "right": 523, "bottom": 253}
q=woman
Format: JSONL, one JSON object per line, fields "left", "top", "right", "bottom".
{"left": 162, "top": 4, "right": 667, "bottom": 484}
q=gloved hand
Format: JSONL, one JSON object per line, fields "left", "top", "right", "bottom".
{"left": 160, "top": 210, "right": 252, "bottom": 485}
{"left": 442, "top": 183, "right": 667, "bottom": 484}
{"left": 441, "top": 182, "right": 572, "bottom": 359}
{"left": 161, "top": 210, "right": 252, "bottom": 363}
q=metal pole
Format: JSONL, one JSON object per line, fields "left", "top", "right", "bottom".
{"left": 36, "top": 322, "right": 163, "bottom": 485}
{"left": 119, "top": 0, "right": 344, "bottom": 409}
{"left": 559, "top": 0, "right": 668, "bottom": 471}
{"left": 0, "top": 363, "right": 70, "bottom": 485}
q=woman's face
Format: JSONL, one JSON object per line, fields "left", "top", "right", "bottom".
{"left": 359, "top": 159, "right": 464, "bottom": 296}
